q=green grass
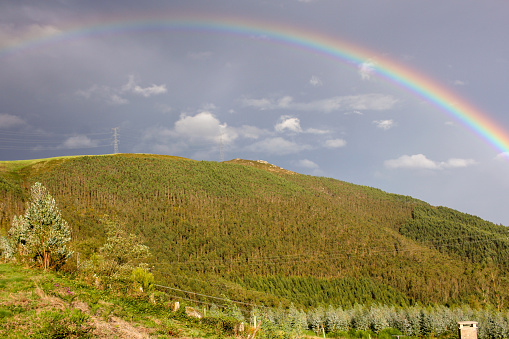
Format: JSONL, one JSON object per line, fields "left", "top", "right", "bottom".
{"left": 0, "top": 263, "right": 250, "bottom": 338}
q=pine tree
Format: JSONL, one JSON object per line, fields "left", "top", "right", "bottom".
{"left": 8, "top": 182, "right": 72, "bottom": 270}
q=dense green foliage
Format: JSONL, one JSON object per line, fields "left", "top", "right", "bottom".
{"left": 400, "top": 205, "right": 509, "bottom": 266}
{"left": 7, "top": 182, "right": 72, "bottom": 270}
{"left": 237, "top": 276, "right": 410, "bottom": 308}
{"left": 1, "top": 154, "right": 508, "bottom": 311}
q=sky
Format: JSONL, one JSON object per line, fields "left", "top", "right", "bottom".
{"left": 1, "top": 1, "right": 509, "bottom": 225}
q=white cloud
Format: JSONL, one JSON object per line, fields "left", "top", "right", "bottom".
{"left": 0, "top": 113, "right": 25, "bottom": 128}
{"left": 77, "top": 75, "right": 167, "bottom": 104}
{"left": 325, "top": 139, "right": 347, "bottom": 148}
{"left": 140, "top": 111, "right": 240, "bottom": 156}
{"left": 306, "top": 127, "right": 330, "bottom": 134}
{"left": 342, "top": 94, "right": 397, "bottom": 111}
{"left": 60, "top": 135, "right": 99, "bottom": 149}
{"left": 241, "top": 94, "right": 397, "bottom": 113}
{"left": 453, "top": 80, "right": 467, "bottom": 86}
{"left": 495, "top": 152, "right": 509, "bottom": 161}
{"left": 385, "top": 154, "right": 440, "bottom": 170}
{"left": 297, "top": 159, "right": 319, "bottom": 169}
{"left": 373, "top": 119, "right": 396, "bottom": 130}
{"left": 384, "top": 154, "right": 476, "bottom": 170}
{"left": 247, "top": 137, "right": 311, "bottom": 155}
{"left": 277, "top": 96, "right": 293, "bottom": 108}
{"left": 359, "top": 60, "right": 376, "bottom": 80}
{"left": 109, "top": 94, "right": 129, "bottom": 105}
{"left": 309, "top": 75, "right": 323, "bottom": 87}
{"left": 274, "top": 115, "right": 330, "bottom": 134}
{"left": 443, "top": 158, "right": 477, "bottom": 168}
{"left": 173, "top": 111, "right": 236, "bottom": 143}
{"left": 240, "top": 97, "right": 273, "bottom": 110}
{"left": 345, "top": 110, "right": 364, "bottom": 116}
{"left": 76, "top": 84, "right": 127, "bottom": 105}
{"left": 300, "top": 94, "right": 397, "bottom": 112}
{"left": 122, "top": 75, "right": 167, "bottom": 98}
{"left": 275, "top": 115, "right": 302, "bottom": 133}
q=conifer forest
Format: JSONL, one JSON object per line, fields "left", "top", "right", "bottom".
{"left": 1, "top": 153, "right": 509, "bottom": 338}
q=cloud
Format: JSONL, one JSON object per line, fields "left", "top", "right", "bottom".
{"left": 277, "top": 96, "right": 293, "bottom": 108}
{"left": 0, "top": 113, "right": 25, "bottom": 128}
{"left": 77, "top": 75, "right": 167, "bottom": 104}
{"left": 274, "top": 115, "right": 330, "bottom": 134}
{"left": 122, "top": 75, "right": 167, "bottom": 98}
{"left": 453, "top": 80, "right": 467, "bottom": 86}
{"left": 240, "top": 97, "right": 273, "bottom": 110}
{"left": 297, "top": 159, "right": 319, "bottom": 169}
{"left": 494, "top": 152, "right": 509, "bottom": 161}
{"left": 173, "top": 111, "right": 236, "bottom": 143}
{"left": 59, "top": 135, "right": 99, "bottom": 149}
{"left": 246, "top": 137, "right": 311, "bottom": 155}
{"left": 359, "top": 60, "right": 376, "bottom": 80}
{"left": 306, "top": 128, "right": 330, "bottom": 134}
{"left": 325, "top": 139, "right": 347, "bottom": 148}
{"left": 373, "top": 119, "right": 396, "bottom": 130}
{"left": 384, "top": 154, "right": 477, "bottom": 170}
{"left": 237, "top": 125, "right": 267, "bottom": 139}
{"left": 76, "top": 84, "right": 127, "bottom": 105}
{"left": 345, "top": 110, "right": 364, "bottom": 116}
{"left": 275, "top": 115, "right": 302, "bottom": 133}
{"left": 309, "top": 75, "right": 323, "bottom": 87}
{"left": 139, "top": 111, "right": 241, "bottom": 157}
{"left": 241, "top": 94, "right": 397, "bottom": 113}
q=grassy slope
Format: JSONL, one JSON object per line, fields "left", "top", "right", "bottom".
{"left": 0, "top": 262, "right": 250, "bottom": 338}
{"left": 1, "top": 154, "right": 508, "bottom": 309}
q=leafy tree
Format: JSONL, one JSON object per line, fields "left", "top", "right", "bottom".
{"left": 82, "top": 216, "right": 151, "bottom": 277}
{"left": 8, "top": 182, "right": 72, "bottom": 270}
{"left": 99, "top": 217, "right": 151, "bottom": 266}
{"left": 0, "top": 235, "right": 13, "bottom": 261}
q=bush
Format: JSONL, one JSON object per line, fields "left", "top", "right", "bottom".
{"left": 33, "top": 308, "right": 94, "bottom": 338}
{"left": 131, "top": 266, "right": 154, "bottom": 292}
{"left": 201, "top": 315, "right": 240, "bottom": 335}
{"left": 378, "top": 327, "right": 402, "bottom": 339}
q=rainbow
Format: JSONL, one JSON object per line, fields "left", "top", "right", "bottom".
{"left": 2, "top": 13, "right": 509, "bottom": 156}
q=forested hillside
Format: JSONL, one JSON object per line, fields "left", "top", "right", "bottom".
{"left": 1, "top": 154, "right": 508, "bottom": 311}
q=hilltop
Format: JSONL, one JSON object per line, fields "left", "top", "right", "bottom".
{"left": 1, "top": 153, "right": 508, "bottom": 311}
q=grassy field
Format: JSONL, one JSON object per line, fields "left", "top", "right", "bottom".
{"left": 0, "top": 263, "right": 254, "bottom": 338}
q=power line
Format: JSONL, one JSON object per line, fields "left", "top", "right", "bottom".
{"left": 151, "top": 233, "right": 509, "bottom": 270}
{"left": 153, "top": 283, "right": 268, "bottom": 309}
{"left": 149, "top": 235, "right": 509, "bottom": 312}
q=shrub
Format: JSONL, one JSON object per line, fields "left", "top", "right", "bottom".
{"left": 131, "top": 266, "right": 154, "bottom": 292}
{"left": 33, "top": 308, "right": 94, "bottom": 338}
{"left": 378, "top": 327, "right": 403, "bottom": 339}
